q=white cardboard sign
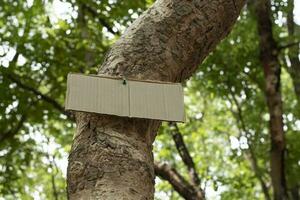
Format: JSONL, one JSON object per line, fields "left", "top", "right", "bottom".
{"left": 65, "top": 73, "right": 185, "bottom": 122}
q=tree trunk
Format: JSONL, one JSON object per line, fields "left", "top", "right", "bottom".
{"left": 67, "top": 0, "right": 246, "bottom": 199}
{"left": 287, "top": 0, "right": 300, "bottom": 108}
{"left": 255, "top": 0, "right": 288, "bottom": 199}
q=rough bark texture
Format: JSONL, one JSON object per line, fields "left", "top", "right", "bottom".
{"left": 255, "top": 0, "right": 288, "bottom": 199}
{"left": 68, "top": 114, "right": 160, "bottom": 199}
{"left": 67, "top": 0, "right": 246, "bottom": 199}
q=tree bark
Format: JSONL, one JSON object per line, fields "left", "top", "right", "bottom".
{"left": 255, "top": 0, "right": 288, "bottom": 199}
{"left": 67, "top": 0, "right": 246, "bottom": 199}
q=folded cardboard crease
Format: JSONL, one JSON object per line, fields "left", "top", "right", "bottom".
{"left": 65, "top": 73, "right": 185, "bottom": 122}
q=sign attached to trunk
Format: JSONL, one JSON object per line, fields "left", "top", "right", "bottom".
{"left": 65, "top": 73, "right": 185, "bottom": 122}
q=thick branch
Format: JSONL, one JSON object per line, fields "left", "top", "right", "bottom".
{"left": 98, "top": 0, "right": 246, "bottom": 82}
{"left": 154, "top": 162, "right": 203, "bottom": 200}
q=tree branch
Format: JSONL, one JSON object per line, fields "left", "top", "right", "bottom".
{"left": 82, "top": 3, "right": 120, "bottom": 35}
{"left": 154, "top": 162, "right": 204, "bottom": 200}
{"left": 5, "top": 73, "right": 74, "bottom": 121}
{"left": 0, "top": 51, "right": 74, "bottom": 145}
{"left": 0, "top": 98, "right": 38, "bottom": 144}
{"left": 169, "top": 123, "right": 202, "bottom": 187}
{"left": 0, "top": 114, "right": 27, "bottom": 143}
{"left": 227, "top": 87, "right": 271, "bottom": 200}
{"left": 279, "top": 41, "right": 300, "bottom": 51}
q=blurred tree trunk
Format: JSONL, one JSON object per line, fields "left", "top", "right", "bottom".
{"left": 287, "top": 0, "right": 300, "bottom": 198}
{"left": 255, "top": 0, "right": 288, "bottom": 199}
{"left": 66, "top": 0, "right": 245, "bottom": 199}
{"left": 287, "top": 0, "right": 300, "bottom": 110}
